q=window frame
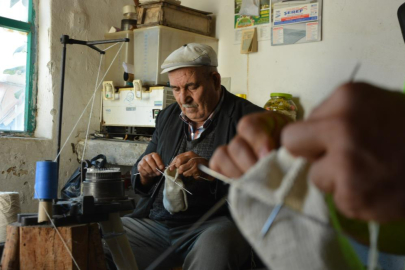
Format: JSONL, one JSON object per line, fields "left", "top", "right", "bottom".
{"left": 0, "top": 0, "right": 36, "bottom": 135}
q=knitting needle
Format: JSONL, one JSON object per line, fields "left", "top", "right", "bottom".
{"left": 260, "top": 203, "right": 283, "bottom": 238}
{"left": 198, "top": 165, "right": 233, "bottom": 184}
{"left": 199, "top": 164, "right": 283, "bottom": 236}
{"left": 260, "top": 64, "right": 363, "bottom": 239}
{"left": 156, "top": 168, "right": 193, "bottom": 195}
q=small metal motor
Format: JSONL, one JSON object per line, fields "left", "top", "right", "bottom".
{"left": 82, "top": 168, "right": 127, "bottom": 202}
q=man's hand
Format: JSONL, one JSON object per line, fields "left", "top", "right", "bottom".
{"left": 138, "top": 152, "right": 165, "bottom": 186}
{"left": 169, "top": 151, "right": 213, "bottom": 180}
{"left": 282, "top": 82, "right": 405, "bottom": 223}
{"left": 209, "top": 112, "right": 291, "bottom": 178}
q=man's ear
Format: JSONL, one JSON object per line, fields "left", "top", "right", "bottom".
{"left": 212, "top": 72, "right": 221, "bottom": 91}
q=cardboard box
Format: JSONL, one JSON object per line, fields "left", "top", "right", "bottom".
{"left": 137, "top": 1, "right": 214, "bottom": 36}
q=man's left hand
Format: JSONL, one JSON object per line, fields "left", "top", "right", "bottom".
{"left": 169, "top": 151, "right": 213, "bottom": 180}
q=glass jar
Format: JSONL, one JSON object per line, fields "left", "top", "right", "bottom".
{"left": 264, "top": 93, "right": 297, "bottom": 121}
{"left": 235, "top": 94, "right": 247, "bottom": 99}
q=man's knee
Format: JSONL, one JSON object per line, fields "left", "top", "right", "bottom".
{"left": 184, "top": 218, "right": 250, "bottom": 269}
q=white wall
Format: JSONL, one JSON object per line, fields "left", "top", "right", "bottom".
{"left": 0, "top": 0, "right": 132, "bottom": 212}
{"left": 181, "top": 0, "right": 405, "bottom": 115}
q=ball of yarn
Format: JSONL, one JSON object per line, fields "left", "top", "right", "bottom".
{"left": 0, "top": 192, "right": 20, "bottom": 242}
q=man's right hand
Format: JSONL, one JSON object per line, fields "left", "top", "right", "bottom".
{"left": 137, "top": 152, "right": 165, "bottom": 186}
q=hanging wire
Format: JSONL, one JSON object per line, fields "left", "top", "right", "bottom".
{"left": 37, "top": 41, "right": 125, "bottom": 269}
{"left": 54, "top": 42, "right": 125, "bottom": 162}
{"left": 81, "top": 55, "right": 104, "bottom": 162}
{"left": 103, "top": 42, "right": 120, "bottom": 52}
{"left": 34, "top": 190, "right": 81, "bottom": 270}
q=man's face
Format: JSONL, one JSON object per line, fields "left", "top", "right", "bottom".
{"left": 169, "top": 67, "right": 221, "bottom": 125}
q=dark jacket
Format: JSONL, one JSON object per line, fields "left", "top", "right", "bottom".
{"left": 128, "top": 87, "right": 264, "bottom": 218}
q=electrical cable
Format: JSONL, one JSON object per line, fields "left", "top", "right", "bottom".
{"left": 81, "top": 55, "right": 104, "bottom": 162}
{"left": 103, "top": 42, "right": 120, "bottom": 52}
{"left": 34, "top": 190, "right": 81, "bottom": 270}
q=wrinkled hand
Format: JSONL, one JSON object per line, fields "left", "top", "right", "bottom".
{"left": 282, "top": 82, "right": 405, "bottom": 223}
{"left": 169, "top": 151, "right": 213, "bottom": 180}
{"left": 138, "top": 152, "right": 165, "bottom": 186}
{"left": 209, "top": 111, "right": 291, "bottom": 179}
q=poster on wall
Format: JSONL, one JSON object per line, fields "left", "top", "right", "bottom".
{"left": 270, "top": 0, "right": 322, "bottom": 46}
{"left": 234, "top": 25, "right": 271, "bottom": 44}
{"left": 234, "top": 0, "right": 271, "bottom": 29}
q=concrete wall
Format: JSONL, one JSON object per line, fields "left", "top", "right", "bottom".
{"left": 0, "top": 0, "right": 131, "bottom": 212}
{"left": 181, "top": 0, "right": 405, "bottom": 114}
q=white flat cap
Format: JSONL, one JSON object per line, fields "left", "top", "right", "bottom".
{"left": 161, "top": 43, "right": 218, "bottom": 74}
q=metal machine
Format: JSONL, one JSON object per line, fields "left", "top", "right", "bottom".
{"left": 101, "top": 82, "right": 176, "bottom": 136}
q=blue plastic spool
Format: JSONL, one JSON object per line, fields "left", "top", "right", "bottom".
{"left": 34, "top": 160, "right": 58, "bottom": 200}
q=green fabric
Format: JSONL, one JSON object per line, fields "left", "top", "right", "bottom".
{"left": 326, "top": 195, "right": 365, "bottom": 270}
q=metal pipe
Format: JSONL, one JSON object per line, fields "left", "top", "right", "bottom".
{"left": 56, "top": 35, "right": 69, "bottom": 176}
{"left": 87, "top": 44, "right": 105, "bottom": 54}
{"left": 66, "top": 38, "right": 129, "bottom": 46}
{"left": 85, "top": 38, "right": 130, "bottom": 45}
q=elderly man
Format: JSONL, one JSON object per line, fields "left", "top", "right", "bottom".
{"left": 121, "top": 43, "right": 264, "bottom": 269}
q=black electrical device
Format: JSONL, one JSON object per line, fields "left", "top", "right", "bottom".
{"left": 398, "top": 3, "right": 405, "bottom": 42}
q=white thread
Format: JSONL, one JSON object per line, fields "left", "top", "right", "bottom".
{"left": 247, "top": 54, "right": 250, "bottom": 99}
{"left": 103, "top": 42, "right": 120, "bottom": 52}
{"left": 189, "top": 157, "right": 207, "bottom": 162}
{"left": 368, "top": 221, "right": 380, "bottom": 270}
{"left": 198, "top": 175, "right": 210, "bottom": 181}
{"left": 189, "top": 157, "right": 210, "bottom": 180}
{"left": 54, "top": 42, "right": 125, "bottom": 162}
{"left": 81, "top": 55, "right": 104, "bottom": 162}
{"left": 34, "top": 191, "right": 81, "bottom": 270}
{"left": 0, "top": 192, "right": 20, "bottom": 242}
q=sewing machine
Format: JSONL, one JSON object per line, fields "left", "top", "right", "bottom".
{"left": 101, "top": 81, "right": 176, "bottom": 133}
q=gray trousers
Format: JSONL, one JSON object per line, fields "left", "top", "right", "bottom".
{"left": 105, "top": 215, "right": 251, "bottom": 270}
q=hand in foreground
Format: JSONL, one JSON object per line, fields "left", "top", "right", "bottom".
{"left": 282, "top": 83, "right": 405, "bottom": 222}
{"left": 209, "top": 112, "right": 291, "bottom": 179}
{"left": 169, "top": 151, "right": 213, "bottom": 180}
{"left": 138, "top": 152, "right": 165, "bottom": 186}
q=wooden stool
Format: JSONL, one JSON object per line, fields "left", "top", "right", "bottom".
{"left": 1, "top": 223, "right": 106, "bottom": 270}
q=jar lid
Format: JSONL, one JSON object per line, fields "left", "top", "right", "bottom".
{"left": 123, "top": 5, "right": 136, "bottom": 15}
{"left": 235, "top": 94, "right": 247, "bottom": 99}
{"left": 271, "top": 93, "right": 292, "bottom": 99}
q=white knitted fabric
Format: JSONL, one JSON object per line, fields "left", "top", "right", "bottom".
{"left": 163, "top": 168, "right": 188, "bottom": 214}
{"left": 229, "top": 147, "right": 357, "bottom": 270}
